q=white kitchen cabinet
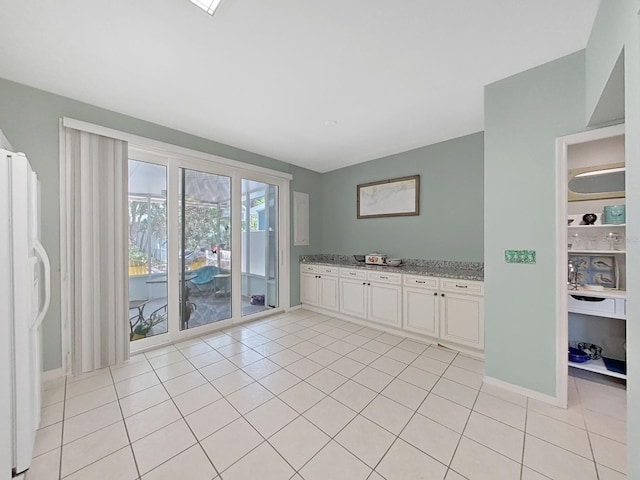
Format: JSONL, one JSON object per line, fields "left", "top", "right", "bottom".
{"left": 403, "top": 275, "right": 439, "bottom": 336}
{"left": 300, "top": 265, "right": 339, "bottom": 311}
{"left": 339, "top": 268, "right": 401, "bottom": 326}
{"left": 440, "top": 290, "right": 484, "bottom": 349}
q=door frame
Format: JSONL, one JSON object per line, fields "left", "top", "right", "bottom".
{"left": 554, "top": 123, "right": 625, "bottom": 408}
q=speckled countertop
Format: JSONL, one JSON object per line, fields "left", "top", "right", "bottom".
{"left": 299, "top": 254, "right": 484, "bottom": 281}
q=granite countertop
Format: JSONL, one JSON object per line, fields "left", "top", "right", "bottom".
{"left": 300, "top": 255, "right": 484, "bottom": 281}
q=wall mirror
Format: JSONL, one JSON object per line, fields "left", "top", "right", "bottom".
{"left": 568, "top": 162, "right": 625, "bottom": 202}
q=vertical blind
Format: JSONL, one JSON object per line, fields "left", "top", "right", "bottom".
{"left": 64, "top": 128, "right": 129, "bottom": 373}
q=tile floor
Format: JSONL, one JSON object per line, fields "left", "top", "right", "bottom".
{"left": 30, "top": 309, "right": 627, "bottom": 479}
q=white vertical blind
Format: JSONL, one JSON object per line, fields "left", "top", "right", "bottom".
{"left": 65, "top": 128, "right": 129, "bottom": 373}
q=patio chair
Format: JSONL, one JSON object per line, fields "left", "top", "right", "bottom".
{"left": 189, "top": 265, "right": 219, "bottom": 295}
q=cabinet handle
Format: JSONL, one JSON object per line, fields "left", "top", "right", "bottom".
{"left": 455, "top": 284, "right": 468, "bottom": 289}
{"left": 367, "top": 283, "right": 371, "bottom": 286}
{"left": 433, "top": 292, "right": 438, "bottom": 296}
{"left": 379, "top": 276, "right": 388, "bottom": 279}
{"left": 441, "top": 293, "right": 445, "bottom": 297}
{"left": 362, "top": 282, "right": 366, "bottom": 285}
{"left": 349, "top": 272, "right": 356, "bottom": 276}
{"left": 416, "top": 280, "right": 426, "bottom": 284}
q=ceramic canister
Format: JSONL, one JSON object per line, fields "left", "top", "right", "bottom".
{"left": 603, "top": 205, "right": 625, "bottom": 224}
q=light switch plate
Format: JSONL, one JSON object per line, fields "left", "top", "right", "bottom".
{"left": 505, "top": 250, "right": 536, "bottom": 264}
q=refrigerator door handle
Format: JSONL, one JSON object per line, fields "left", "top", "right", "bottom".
{"left": 31, "top": 239, "right": 51, "bottom": 330}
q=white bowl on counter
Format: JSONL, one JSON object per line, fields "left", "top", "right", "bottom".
{"left": 385, "top": 258, "right": 402, "bottom": 267}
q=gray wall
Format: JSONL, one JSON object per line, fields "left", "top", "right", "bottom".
{"left": 484, "top": 51, "right": 586, "bottom": 395}
{"left": 320, "top": 132, "right": 484, "bottom": 261}
{"left": 0, "top": 77, "right": 320, "bottom": 371}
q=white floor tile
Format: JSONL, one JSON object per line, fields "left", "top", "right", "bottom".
{"left": 33, "top": 422, "right": 62, "bottom": 457}
{"left": 327, "top": 356, "right": 367, "bottom": 378}
{"left": 210, "top": 369, "right": 254, "bottom": 396}
{"left": 589, "top": 432, "right": 626, "bottom": 474}
{"left": 63, "top": 401, "right": 122, "bottom": 445}
{"left": 162, "top": 370, "right": 207, "bottom": 397}
{"left": 125, "top": 399, "right": 182, "bottom": 442}
{"left": 115, "top": 371, "right": 161, "bottom": 398}
{"left": 215, "top": 341, "right": 250, "bottom": 358}
{"left": 147, "top": 350, "right": 186, "bottom": 369}
{"left": 376, "top": 439, "right": 447, "bottom": 480}
{"left": 299, "top": 440, "right": 371, "bottom": 480}
{"left": 526, "top": 410, "right": 591, "bottom": 458}
{"left": 154, "top": 359, "right": 196, "bottom": 382}
{"left": 252, "top": 340, "right": 287, "bottom": 356}
{"left": 400, "top": 413, "right": 460, "bottom": 465}
{"left": 279, "top": 381, "right": 326, "bottom": 413}
{"left": 527, "top": 397, "right": 585, "bottom": 428}
{"left": 188, "top": 349, "right": 224, "bottom": 369}
{"left": 66, "top": 371, "right": 114, "bottom": 399}
{"left": 26, "top": 448, "right": 60, "bottom": 480}
{"left": 331, "top": 380, "right": 377, "bottom": 412}
{"left": 173, "top": 383, "right": 222, "bottom": 416}
{"left": 141, "top": 444, "right": 217, "bottom": 480}
{"left": 306, "top": 368, "right": 348, "bottom": 394}
{"left": 521, "top": 466, "right": 552, "bottom": 479}
{"left": 464, "top": 412, "right": 524, "bottom": 462}
{"left": 223, "top": 442, "right": 295, "bottom": 480}
{"left": 185, "top": 397, "right": 241, "bottom": 440}
{"left": 352, "top": 366, "right": 394, "bottom": 393}
{"left": 370, "top": 356, "right": 407, "bottom": 376}
{"left": 63, "top": 446, "right": 137, "bottom": 480}
{"left": 381, "top": 378, "right": 429, "bottom": 410}
{"left": 285, "top": 357, "right": 324, "bottom": 379}
{"left": 228, "top": 349, "right": 264, "bottom": 368}
{"left": 411, "top": 355, "right": 450, "bottom": 376}
{"left": 431, "top": 378, "right": 478, "bottom": 409}
{"left": 361, "top": 395, "right": 413, "bottom": 435}
{"left": 597, "top": 463, "right": 627, "bottom": 480}
{"left": 444, "top": 469, "right": 468, "bottom": 480}
{"left": 290, "top": 340, "right": 322, "bottom": 356}
{"left": 384, "top": 346, "right": 420, "bottom": 364}
{"left": 304, "top": 396, "right": 357, "bottom": 436}
{"left": 451, "top": 355, "right": 485, "bottom": 374}
{"left": 583, "top": 409, "right": 626, "bottom": 444}
{"left": 131, "top": 419, "right": 196, "bottom": 475}
{"left": 306, "top": 348, "right": 342, "bottom": 366}
{"left": 346, "top": 347, "right": 381, "bottom": 365}
{"left": 376, "top": 333, "right": 404, "bottom": 346}
{"left": 200, "top": 417, "right": 263, "bottom": 473}
{"left": 443, "top": 365, "right": 484, "bottom": 390}
{"left": 335, "top": 415, "right": 395, "bottom": 468}
{"left": 421, "top": 346, "right": 457, "bottom": 364}
{"left": 418, "top": 393, "right": 471, "bottom": 434}
{"left": 241, "top": 357, "right": 281, "bottom": 380}
{"left": 245, "top": 397, "right": 299, "bottom": 438}
{"left": 40, "top": 401, "right": 64, "bottom": 428}
{"left": 119, "top": 384, "right": 170, "bottom": 418}
{"left": 199, "top": 358, "right": 239, "bottom": 381}
{"left": 61, "top": 422, "right": 129, "bottom": 477}
{"left": 110, "top": 361, "right": 152, "bottom": 383}
{"left": 258, "top": 368, "right": 302, "bottom": 395}
{"left": 480, "top": 382, "right": 527, "bottom": 407}
{"left": 523, "top": 434, "right": 598, "bottom": 480}
{"left": 362, "top": 340, "right": 393, "bottom": 355}
{"left": 225, "top": 381, "right": 274, "bottom": 414}
{"left": 64, "top": 385, "right": 118, "bottom": 419}
{"left": 473, "top": 392, "right": 525, "bottom": 430}
{"left": 451, "top": 437, "right": 521, "bottom": 480}
{"left": 269, "top": 416, "right": 331, "bottom": 469}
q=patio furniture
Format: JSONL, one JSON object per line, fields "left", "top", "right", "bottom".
{"left": 214, "top": 273, "right": 230, "bottom": 297}
{"left": 129, "top": 299, "right": 150, "bottom": 339}
{"left": 189, "top": 265, "right": 220, "bottom": 295}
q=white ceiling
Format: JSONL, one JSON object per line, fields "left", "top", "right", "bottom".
{"left": 0, "top": 0, "right": 600, "bottom": 172}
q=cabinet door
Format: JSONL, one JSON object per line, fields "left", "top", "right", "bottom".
{"left": 318, "top": 275, "right": 339, "bottom": 311}
{"left": 340, "top": 278, "right": 367, "bottom": 319}
{"left": 440, "top": 292, "right": 484, "bottom": 349}
{"left": 368, "top": 282, "right": 402, "bottom": 326}
{"left": 403, "top": 287, "right": 439, "bottom": 336}
{"left": 301, "top": 273, "right": 318, "bottom": 306}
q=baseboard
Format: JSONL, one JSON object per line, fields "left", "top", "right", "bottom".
{"left": 287, "top": 304, "right": 302, "bottom": 312}
{"left": 483, "top": 375, "right": 562, "bottom": 407}
{"left": 42, "top": 368, "right": 64, "bottom": 383}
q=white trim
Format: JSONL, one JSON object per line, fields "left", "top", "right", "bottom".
{"left": 483, "top": 375, "right": 563, "bottom": 406}
{"left": 58, "top": 120, "right": 71, "bottom": 376}
{"left": 41, "top": 368, "right": 64, "bottom": 384}
{"left": 61, "top": 117, "right": 293, "bottom": 181}
{"left": 555, "top": 123, "right": 625, "bottom": 409}
{"left": 286, "top": 304, "right": 302, "bottom": 312}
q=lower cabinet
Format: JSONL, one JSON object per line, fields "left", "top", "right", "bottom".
{"left": 300, "top": 265, "right": 339, "bottom": 312}
{"left": 339, "top": 269, "right": 401, "bottom": 326}
{"left": 302, "top": 264, "right": 484, "bottom": 352}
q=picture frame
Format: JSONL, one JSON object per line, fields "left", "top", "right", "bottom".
{"left": 357, "top": 175, "right": 420, "bottom": 219}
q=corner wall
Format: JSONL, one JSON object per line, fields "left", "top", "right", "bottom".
{"left": 484, "top": 51, "right": 586, "bottom": 395}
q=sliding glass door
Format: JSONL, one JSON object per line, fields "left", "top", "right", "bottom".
{"left": 128, "top": 147, "right": 289, "bottom": 351}
{"left": 179, "top": 168, "right": 232, "bottom": 329}
{"left": 241, "top": 179, "right": 279, "bottom": 316}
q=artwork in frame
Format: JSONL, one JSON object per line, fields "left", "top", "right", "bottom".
{"left": 357, "top": 175, "right": 420, "bottom": 219}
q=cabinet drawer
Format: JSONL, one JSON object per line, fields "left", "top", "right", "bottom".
{"left": 319, "top": 266, "right": 339, "bottom": 276}
{"left": 403, "top": 275, "right": 438, "bottom": 289}
{"left": 301, "top": 264, "right": 318, "bottom": 274}
{"left": 568, "top": 295, "right": 626, "bottom": 318}
{"left": 367, "top": 271, "right": 401, "bottom": 285}
{"left": 341, "top": 268, "right": 367, "bottom": 280}
{"left": 440, "top": 279, "right": 483, "bottom": 295}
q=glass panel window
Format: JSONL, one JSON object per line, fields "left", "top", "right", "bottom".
{"left": 128, "top": 159, "right": 168, "bottom": 341}
{"left": 241, "top": 179, "right": 278, "bottom": 316}
{"left": 179, "top": 168, "right": 232, "bottom": 330}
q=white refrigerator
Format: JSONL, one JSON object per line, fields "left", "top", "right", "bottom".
{"left": 0, "top": 146, "right": 51, "bottom": 479}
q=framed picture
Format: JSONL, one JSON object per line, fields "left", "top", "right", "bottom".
{"left": 357, "top": 175, "right": 420, "bottom": 219}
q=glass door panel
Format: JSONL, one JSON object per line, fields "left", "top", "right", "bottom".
{"left": 179, "top": 168, "right": 232, "bottom": 330}
{"left": 241, "top": 179, "right": 278, "bottom": 316}
{"left": 128, "top": 159, "right": 168, "bottom": 342}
